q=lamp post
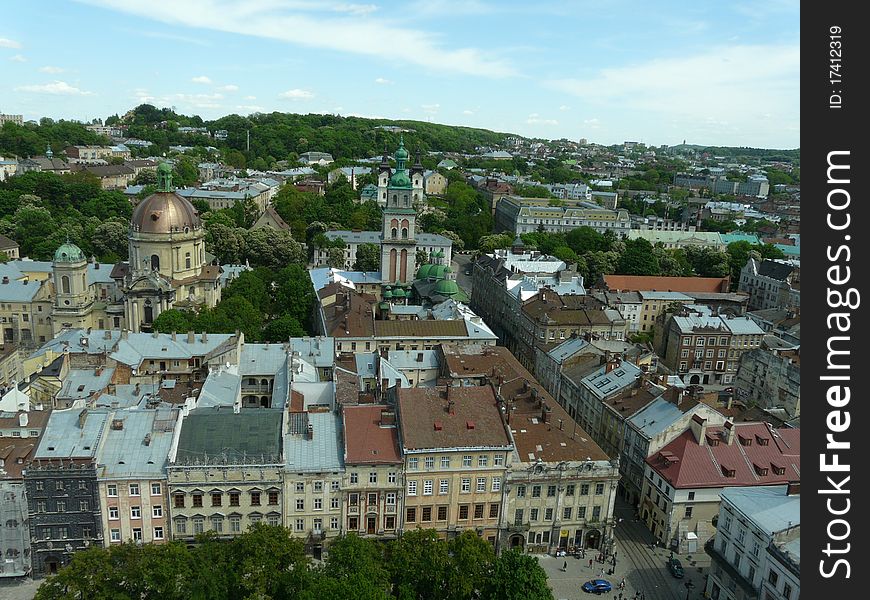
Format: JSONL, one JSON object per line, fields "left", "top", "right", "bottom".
{"left": 684, "top": 580, "right": 695, "bottom": 600}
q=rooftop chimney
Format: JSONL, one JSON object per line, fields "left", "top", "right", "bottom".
{"left": 690, "top": 414, "right": 707, "bottom": 445}
{"left": 201, "top": 331, "right": 208, "bottom": 343}
{"left": 171, "top": 331, "right": 177, "bottom": 341}
{"left": 724, "top": 420, "right": 735, "bottom": 445}
{"left": 307, "top": 423, "right": 314, "bottom": 440}
{"left": 786, "top": 481, "right": 800, "bottom": 496}
{"left": 78, "top": 409, "right": 88, "bottom": 428}
{"left": 187, "top": 331, "right": 195, "bottom": 344}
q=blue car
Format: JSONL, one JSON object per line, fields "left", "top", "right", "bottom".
{"left": 582, "top": 579, "right": 613, "bottom": 594}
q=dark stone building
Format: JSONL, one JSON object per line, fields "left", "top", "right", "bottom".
{"left": 24, "top": 409, "right": 109, "bottom": 574}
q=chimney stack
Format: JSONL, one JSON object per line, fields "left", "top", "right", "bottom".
{"left": 201, "top": 331, "right": 208, "bottom": 343}
{"left": 786, "top": 481, "right": 800, "bottom": 496}
{"left": 724, "top": 420, "right": 735, "bottom": 445}
{"left": 690, "top": 414, "right": 707, "bottom": 445}
{"left": 187, "top": 331, "right": 195, "bottom": 344}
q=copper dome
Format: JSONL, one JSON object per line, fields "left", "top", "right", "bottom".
{"left": 131, "top": 191, "right": 202, "bottom": 234}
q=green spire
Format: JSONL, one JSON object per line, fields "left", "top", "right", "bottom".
{"left": 157, "top": 162, "right": 173, "bottom": 192}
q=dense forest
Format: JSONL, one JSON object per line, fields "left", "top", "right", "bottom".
{"left": 35, "top": 526, "right": 554, "bottom": 600}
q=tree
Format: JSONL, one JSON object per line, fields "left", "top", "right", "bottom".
{"left": 152, "top": 309, "right": 194, "bottom": 334}
{"left": 477, "top": 233, "right": 513, "bottom": 253}
{"left": 242, "top": 227, "right": 306, "bottom": 268}
{"left": 565, "top": 226, "right": 606, "bottom": 255}
{"left": 439, "top": 229, "right": 465, "bottom": 252}
{"left": 416, "top": 249, "right": 429, "bottom": 268}
{"left": 226, "top": 523, "right": 307, "bottom": 599}
{"left": 222, "top": 270, "right": 272, "bottom": 314}
{"left": 321, "top": 534, "right": 391, "bottom": 598}
{"left": 354, "top": 243, "right": 381, "bottom": 272}
{"left": 617, "top": 238, "right": 661, "bottom": 275}
{"left": 684, "top": 245, "right": 730, "bottom": 278}
{"left": 90, "top": 218, "right": 128, "bottom": 262}
{"left": 387, "top": 529, "right": 451, "bottom": 600}
{"left": 205, "top": 223, "right": 246, "bottom": 264}
{"left": 326, "top": 246, "right": 346, "bottom": 268}
{"left": 481, "top": 549, "right": 554, "bottom": 600}
{"left": 262, "top": 314, "right": 306, "bottom": 341}
{"left": 275, "top": 264, "right": 316, "bottom": 329}
{"left": 444, "top": 531, "right": 495, "bottom": 600}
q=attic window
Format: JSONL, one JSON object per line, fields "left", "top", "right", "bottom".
{"left": 753, "top": 463, "right": 769, "bottom": 476}
{"left": 772, "top": 464, "right": 786, "bottom": 475}
{"left": 721, "top": 465, "right": 736, "bottom": 478}
{"left": 47, "top": 446, "right": 55, "bottom": 451}
{"left": 706, "top": 435, "right": 719, "bottom": 447}
{"left": 738, "top": 435, "right": 752, "bottom": 446}
{"left": 77, "top": 385, "right": 85, "bottom": 392}
{"left": 433, "top": 421, "right": 443, "bottom": 431}
{"left": 466, "top": 421, "right": 475, "bottom": 430}
{"left": 756, "top": 435, "right": 770, "bottom": 446}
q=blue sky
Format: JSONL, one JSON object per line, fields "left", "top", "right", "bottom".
{"left": 1, "top": 0, "right": 799, "bottom": 148}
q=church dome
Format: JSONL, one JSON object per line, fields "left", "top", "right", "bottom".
{"left": 131, "top": 191, "right": 202, "bottom": 234}
{"left": 395, "top": 139, "right": 409, "bottom": 161}
{"left": 54, "top": 241, "right": 85, "bottom": 263}
{"left": 383, "top": 289, "right": 394, "bottom": 299}
{"left": 393, "top": 288, "right": 406, "bottom": 298}
{"left": 389, "top": 170, "right": 412, "bottom": 189}
{"left": 434, "top": 278, "right": 459, "bottom": 296}
{"left": 416, "top": 264, "right": 433, "bottom": 280}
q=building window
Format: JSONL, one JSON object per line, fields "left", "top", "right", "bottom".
{"left": 230, "top": 516, "right": 241, "bottom": 533}
{"left": 193, "top": 518, "right": 204, "bottom": 534}
{"left": 192, "top": 494, "right": 203, "bottom": 508}
{"left": 459, "top": 505, "right": 469, "bottom": 520}
{"left": 424, "top": 457, "right": 434, "bottom": 469}
{"left": 437, "top": 506, "right": 448, "bottom": 521}
{"left": 439, "top": 480, "right": 449, "bottom": 495}
{"left": 330, "top": 480, "right": 339, "bottom": 491}
{"left": 151, "top": 483, "right": 161, "bottom": 495}
{"left": 406, "top": 508, "right": 416, "bottom": 523}
{"left": 388, "top": 472, "right": 397, "bottom": 484}
{"left": 494, "top": 454, "right": 504, "bottom": 466}
{"left": 547, "top": 485, "right": 557, "bottom": 497}
{"left": 491, "top": 477, "right": 501, "bottom": 492}
{"left": 211, "top": 516, "right": 223, "bottom": 533}
{"left": 478, "top": 455, "right": 488, "bottom": 467}
{"left": 579, "top": 507, "right": 587, "bottom": 519}
{"left": 250, "top": 492, "right": 261, "bottom": 506}
{"left": 489, "top": 504, "right": 499, "bottom": 518}
{"left": 230, "top": 492, "right": 240, "bottom": 507}
{"left": 79, "top": 499, "right": 89, "bottom": 511}
{"left": 212, "top": 493, "right": 222, "bottom": 507}
{"left": 461, "top": 478, "right": 471, "bottom": 493}
{"left": 476, "top": 478, "right": 486, "bottom": 492}
{"left": 545, "top": 508, "right": 553, "bottom": 520}
{"left": 767, "top": 570, "right": 778, "bottom": 586}
{"left": 154, "top": 527, "right": 164, "bottom": 540}
{"left": 564, "top": 507, "right": 573, "bottom": 520}
{"left": 369, "top": 472, "right": 378, "bottom": 484}
{"left": 474, "top": 504, "right": 484, "bottom": 519}
{"left": 580, "top": 484, "right": 589, "bottom": 495}
{"left": 516, "top": 485, "right": 526, "bottom": 498}
{"left": 107, "top": 484, "right": 117, "bottom": 497}
{"left": 268, "top": 491, "right": 279, "bottom": 505}
{"left": 314, "top": 498, "right": 323, "bottom": 510}
{"left": 129, "top": 483, "right": 140, "bottom": 496}
{"left": 174, "top": 494, "right": 185, "bottom": 508}
{"left": 441, "top": 456, "right": 451, "bottom": 468}
{"left": 422, "top": 507, "right": 432, "bottom": 522}
{"left": 592, "top": 506, "right": 601, "bottom": 520}
{"left": 131, "top": 506, "right": 141, "bottom": 519}
{"left": 532, "top": 485, "right": 542, "bottom": 498}
{"left": 530, "top": 508, "right": 539, "bottom": 521}
{"left": 595, "top": 483, "right": 605, "bottom": 495}
{"left": 296, "top": 499, "right": 304, "bottom": 511}
{"left": 110, "top": 529, "right": 121, "bottom": 542}
{"left": 109, "top": 506, "right": 119, "bottom": 520}
{"left": 684, "top": 506, "right": 693, "bottom": 519}
{"left": 463, "top": 455, "right": 472, "bottom": 467}
{"left": 407, "top": 458, "right": 418, "bottom": 471}
{"left": 514, "top": 509, "right": 524, "bottom": 525}
{"left": 407, "top": 481, "right": 417, "bottom": 496}
{"left": 783, "top": 583, "right": 792, "bottom": 599}
{"left": 153, "top": 505, "right": 163, "bottom": 518}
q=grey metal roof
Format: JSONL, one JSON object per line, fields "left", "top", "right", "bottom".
{"left": 720, "top": 485, "right": 800, "bottom": 535}
{"left": 308, "top": 267, "right": 382, "bottom": 293}
{"left": 581, "top": 361, "right": 642, "bottom": 400}
{"left": 175, "top": 407, "right": 283, "bottom": 464}
{"left": 96, "top": 408, "right": 179, "bottom": 479}
{"left": 35, "top": 408, "right": 110, "bottom": 459}
{"left": 57, "top": 367, "right": 115, "bottom": 400}
{"left": 197, "top": 368, "right": 241, "bottom": 408}
{"left": 284, "top": 383, "right": 343, "bottom": 472}
{"left": 239, "top": 344, "right": 287, "bottom": 376}
{"left": 387, "top": 349, "right": 440, "bottom": 370}
{"left": 628, "top": 397, "right": 687, "bottom": 439}
{"left": 722, "top": 315, "right": 765, "bottom": 335}
{"left": 546, "top": 337, "right": 590, "bottom": 363}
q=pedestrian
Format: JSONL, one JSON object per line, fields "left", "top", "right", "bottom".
{"left": 589, "top": 559, "right": 594, "bottom": 568}
{"left": 563, "top": 560, "right": 567, "bottom": 571}
{"left": 614, "top": 550, "right": 618, "bottom": 559}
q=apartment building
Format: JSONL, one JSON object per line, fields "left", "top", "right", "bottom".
{"left": 495, "top": 196, "right": 631, "bottom": 236}
{"left": 96, "top": 408, "right": 177, "bottom": 546}
{"left": 167, "top": 408, "right": 284, "bottom": 542}
{"left": 397, "top": 385, "right": 512, "bottom": 545}
{"left": 704, "top": 485, "right": 800, "bottom": 600}
{"left": 342, "top": 404, "right": 403, "bottom": 539}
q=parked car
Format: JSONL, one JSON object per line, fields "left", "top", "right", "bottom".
{"left": 668, "top": 556, "right": 685, "bottom": 578}
{"left": 582, "top": 579, "right": 613, "bottom": 594}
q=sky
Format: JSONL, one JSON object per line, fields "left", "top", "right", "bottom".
{"left": 1, "top": 0, "right": 799, "bottom": 148}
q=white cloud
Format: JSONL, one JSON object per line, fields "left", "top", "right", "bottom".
{"left": 526, "top": 113, "right": 558, "bottom": 125}
{"left": 191, "top": 75, "right": 212, "bottom": 84}
{"left": 9, "top": 54, "right": 27, "bottom": 62}
{"left": 374, "top": 77, "right": 393, "bottom": 85}
{"left": 559, "top": 105, "right": 570, "bottom": 111}
{"left": 244, "top": 95, "right": 257, "bottom": 100}
{"left": 582, "top": 118, "right": 601, "bottom": 129}
{"left": 462, "top": 109, "right": 474, "bottom": 115}
{"left": 280, "top": 88, "right": 314, "bottom": 99}
{"left": 545, "top": 44, "right": 799, "bottom": 146}
{"left": 0, "top": 38, "right": 21, "bottom": 48}
{"left": 81, "top": 0, "right": 517, "bottom": 77}
{"left": 219, "top": 84, "right": 239, "bottom": 91}
{"left": 421, "top": 103, "right": 440, "bottom": 114}
{"left": 39, "top": 66, "right": 65, "bottom": 73}
{"left": 173, "top": 92, "right": 224, "bottom": 108}
{"left": 15, "top": 81, "right": 95, "bottom": 96}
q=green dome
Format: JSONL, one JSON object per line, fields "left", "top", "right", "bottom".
{"left": 157, "top": 162, "right": 172, "bottom": 175}
{"left": 389, "top": 170, "right": 412, "bottom": 189}
{"left": 383, "top": 289, "right": 393, "bottom": 299}
{"left": 395, "top": 138, "right": 409, "bottom": 161}
{"left": 434, "top": 278, "right": 460, "bottom": 296}
{"left": 428, "top": 264, "right": 449, "bottom": 280}
{"left": 416, "top": 264, "right": 433, "bottom": 280}
{"left": 393, "top": 288, "right": 406, "bottom": 298}
{"left": 54, "top": 242, "right": 85, "bottom": 263}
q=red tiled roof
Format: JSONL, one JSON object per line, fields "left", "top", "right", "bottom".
{"left": 646, "top": 422, "right": 800, "bottom": 489}
{"left": 343, "top": 404, "right": 402, "bottom": 464}
{"left": 602, "top": 275, "right": 729, "bottom": 293}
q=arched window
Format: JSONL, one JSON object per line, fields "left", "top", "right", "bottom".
{"left": 391, "top": 228, "right": 398, "bottom": 239}
{"left": 151, "top": 254, "right": 160, "bottom": 271}
{"left": 401, "top": 228, "right": 408, "bottom": 239}
{"left": 185, "top": 252, "right": 191, "bottom": 269}
{"left": 61, "top": 275, "right": 70, "bottom": 294}
{"left": 404, "top": 195, "right": 409, "bottom": 206}
{"left": 392, "top": 194, "right": 397, "bottom": 204}
{"left": 414, "top": 193, "right": 419, "bottom": 202}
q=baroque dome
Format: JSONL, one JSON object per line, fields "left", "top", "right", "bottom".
{"left": 131, "top": 191, "right": 202, "bottom": 235}
{"left": 54, "top": 241, "right": 85, "bottom": 263}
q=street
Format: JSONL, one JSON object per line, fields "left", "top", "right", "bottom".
{"left": 0, "top": 577, "right": 41, "bottom": 600}
{"left": 540, "top": 498, "right": 708, "bottom": 600}
{"left": 452, "top": 253, "right": 475, "bottom": 296}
